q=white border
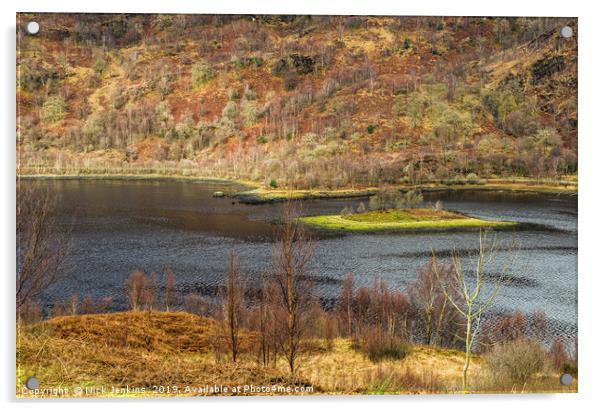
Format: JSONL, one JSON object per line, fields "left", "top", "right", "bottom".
{"left": 2, "top": 1, "right": 600, "bottom": 410}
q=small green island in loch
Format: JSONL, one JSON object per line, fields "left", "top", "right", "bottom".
{"left": 301, "top": 208, "right": 518, "bottom": 233}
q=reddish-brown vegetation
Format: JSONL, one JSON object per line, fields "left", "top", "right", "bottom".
{"left": 17, "top": 15, "right": 577, "bottom": 188}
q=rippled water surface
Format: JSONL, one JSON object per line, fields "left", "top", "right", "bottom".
{"left": 24, "top": 179, "right": 577, "bottom": 341}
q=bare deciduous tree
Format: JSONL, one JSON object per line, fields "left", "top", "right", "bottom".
{"left": 221, "top": 250, "right": 245, "bottom": 362}
{"left": 249, "top": 273, "right": 278, "bottom": 367}
{"left": 164, "top": 267, "right": 176, "bottom": 311}
{"left": 408, "top": 258, "right": 461, "bottom": 346}
{"left": 16, "top": 184, "right": 70, "bottom": 316}
{"left": 70, "top": 293, "right": 78, "bottom": 316}
{"left": 271, "top": 201, "right": 315, "bottom": 376}
{"left": 125, "top": 270, "right": 146, "bottom": 311}
{"left": 337, "top": 272, "right": 355, "bottom": 337}
{"left": 433, "top": 230, "right": 515, "bottom": 393}
{"left": 144, "top": 272, "right": 158, "bottom": 310}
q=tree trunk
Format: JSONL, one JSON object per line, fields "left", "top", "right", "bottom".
{"left": 463, "top": 304, "right": 473, "bottom": 394}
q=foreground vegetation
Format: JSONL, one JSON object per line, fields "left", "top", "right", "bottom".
{"left": 301, "top": 208, "right": 517, "bottom": 232}
{"left": 16, "top": 311, "right": 576, "bottom": 397}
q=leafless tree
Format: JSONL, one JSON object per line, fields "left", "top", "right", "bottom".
{"left": 270, "top": 200, "right": 315, "bottom": 376}
{"left": 164, "top": 267, "right": 176, "bottom": 311}
{"left": 69, "top": 293, "right": 78, "bottom": 315}
{"left": 408, "top": 258, "right": 461, "bottom": 346}
{"left": 125, "top": 270, "right": 146, "bottom": 311}
{"left": 81, "top": 295, "right": 95, "bottom": 314}
{"left": 337, "top": 272, "right": 355, "bottom": 337}
{"left": 16, "top": 184, "right": 70, "bottom": 316}
{"left": 221, "top": 250, "right": 245, "bottom": 362}
{"left": 184, "top": 293, "right": 217, "bottom": 316}
{"left": 248, "top": 272, "right": 278, "bottom": 367}
{"left": 144, "top": 272, "right": 158, "bottom": 310}
{"left": 478, "top": 311, "right": 528, "bottom": 352}
{"left": 433, "top": 230, "right": 515, "bottom": 393}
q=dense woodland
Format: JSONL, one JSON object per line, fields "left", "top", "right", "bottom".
{"left": 17, "top": 14, "right": 577, "bottom": 188}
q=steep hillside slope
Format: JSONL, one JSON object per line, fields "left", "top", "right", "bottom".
{"left": 17, "top": 14, "right": 577, "bottom": 189}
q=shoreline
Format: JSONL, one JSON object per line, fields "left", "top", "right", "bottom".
{"left": 18, "top": 173, "right": 577, "bottom": 203}
{"left": 17, "top": 173, "right": 260, "bottom": 190}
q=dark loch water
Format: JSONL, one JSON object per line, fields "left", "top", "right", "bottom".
{"left": 23, "top": 179, "right": 577, "bottom": 342}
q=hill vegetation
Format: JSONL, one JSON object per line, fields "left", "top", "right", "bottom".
{"left": 17, "top": 14, "right": 577, "bottom": 189}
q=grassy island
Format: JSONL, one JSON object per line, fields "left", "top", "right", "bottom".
{"left": 300, "top": 208, "right": 518, "bottom": 233}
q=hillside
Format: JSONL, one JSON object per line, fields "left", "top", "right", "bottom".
{"left": 16, "top": 14, "right": 577, "bottom": 189}
{"left": 16, "top": 311, "right": 575, "bottom": 396}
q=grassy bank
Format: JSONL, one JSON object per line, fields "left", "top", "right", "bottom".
{"left": 301, "top": 208, "right": 519, "bottom": 233}
{"left": 233, "top": 187, "right": 380, "bottom": 204}
{"left": 16, "top": 311, "right": 574, "bottom": 397}
{"left": 234, "top": 179, "right": 576, "bottom": 204}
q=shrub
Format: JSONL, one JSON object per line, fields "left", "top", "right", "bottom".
{"left": 466, "top": 173, "right": 480, "bottom": 184}
{"left": 269, "top": 179, "right": 278, "bottom": 188}
{"left": 233, "top": 56, "right": 263, "bottom": 69}
{"left": 82, "top": 112, "right": 105, "bottom": 142}
{"left": 191, "top": 61, "right": 214, "bottom": 89}
{"left": 227, "top": 88, "right": 240, "bottom": 100}
{"left": 562, "top": 361, "right": 578, "bottom": 376}
{"left": 256, "top": 135, "right": 267, "bottom": 144}
{"left": 369, "top": 188, "right": 424, "bottom": 210}
{"left": 548, "top": 339, "right": 569, "bottom": 371}
{"left": 243, "top": 85, "right": 257, "bottom": 100}
{"left": 340, "top": 206, "right": 353, "bottom": 216}
{"left": 504, "top": 110, "right": 537, "bottom": 137}
{"left": 283, "top": 72, "right": 299, "bottom": 90}
{"left": 478, "top": 311, "right": 528, "bottom": 352}
{"left": 361, "top": 328, "right": 410, "bottom": 362}
{"left": 241, "top": 99, "right": 257, "bottom": 126}
{"left": 486, "top": 339, "right": 545, "bottom": 386}
{"left": 221, "top": 101, "right": 238, "bottom": 120}
{"left": 367, "top": 124, "right": 377, "bottom": 134}
{"left": 533, "top": 128, "right": 562, "bottom": 155}
{"left": 392, "top": 96, "right": 405, "bottom": 115}
{"left": 92, "top": 55, "right": 107, "bottom": 76}
{"left": 402, "top": 190, "right": 424, "bottom": 207}
{"left": 41, "top": 96, "right": 66, "bottom": 124}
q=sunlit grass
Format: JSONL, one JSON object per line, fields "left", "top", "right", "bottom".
{"left": 16, "top": 312, "right": 576, "bottom": 396}
{"left": 300, "top": 208, "right": 518, "bottom": 232}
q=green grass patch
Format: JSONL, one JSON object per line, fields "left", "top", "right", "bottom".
{"left": 234, "top": 187, "right": 379, "bottom": 204}
{"left": 300, "top": 208, "right": 518, "bottom": 232}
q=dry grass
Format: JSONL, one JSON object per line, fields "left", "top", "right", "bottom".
{"left": 298, "top": 339, "right": 457, "bottom": 394}
{"left": 16, "top": 312, "right": 576, "bottom": 397}
{"left": 17, "top": 311, "right": 274, "bottom": 396}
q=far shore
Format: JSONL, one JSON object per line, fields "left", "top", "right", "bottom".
{"left": 17, "top": 172, "right": 577, "bottom": 203}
